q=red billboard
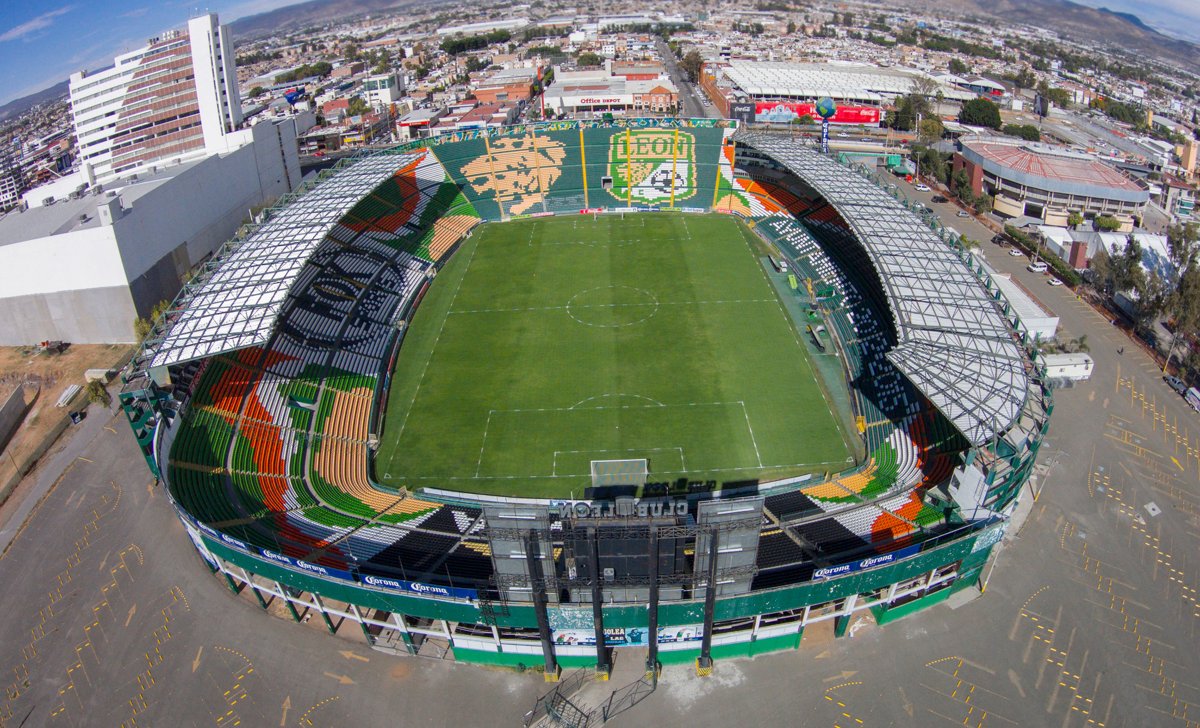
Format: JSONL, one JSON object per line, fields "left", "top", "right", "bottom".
{"left": 753, "top": 102, "right": 881, "bottom": 126}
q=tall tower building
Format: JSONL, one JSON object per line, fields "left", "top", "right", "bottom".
{"left": 69, "top": 13, "right": 243, "bottom": 184}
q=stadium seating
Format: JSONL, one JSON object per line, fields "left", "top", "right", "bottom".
{"left": 164, "top": 125, "right": 973, "bottom": 596}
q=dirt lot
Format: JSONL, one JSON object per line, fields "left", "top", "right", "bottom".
{"left": 0, "top": 343, "right": 134, "bottom": 500}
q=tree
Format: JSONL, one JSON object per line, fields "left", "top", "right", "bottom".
{"left": 1002, "top": 123, "right": 1040, "bottom": 141}
{"left": 918, "top": 117, "right": 945, "bottom": 141}
{"left": 1067, "top": 211, "right": 1083, "bottom": 229}
{"left": 1089, "top": 247, "right": 1113, "bottom": 294}
{"left": 959, "top": 97, "right": 1002, "bottom": 129}
{"left": 1094, "top": 215, "right": 1122, "bottom": 232}
{"left": 343, "top": 43, "right": 360, "bottom": 62}
{"left": 680, "top": 50, "right": 704, "bottom": 83}
{"left": 133, "top": 316, "right": 153, "bottom": 342}
{"left": 1012, "top": 67, "right": 1037, "bottom": 89}
{"left": 951, "top": 167, "right": 974, "bottom": 203}
{"left": 948, "top": 58, "right": 969, "bottom": 75}
{"left": 974, "top": 195, "right": 992, "bottom": 215}
{"left": 786, "top": 20, "right": 797, "bottom": 34}
{"left": 249, "top": 86, "right": 268, "bottom": 98}
{"left": 85, "top": 379, "right": 111, "bottom": 409}
{"left": 576, "top": 51, "right": 602, "bottom": 67}
{"left": 347, "top": 96, "right": 370, "bottom": 116}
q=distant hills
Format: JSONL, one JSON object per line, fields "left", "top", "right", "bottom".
{"left": 228, "top": 0, "right": 413, "bottom": 38}
{"left": 0, "top": 80, "right": 69, "bottom": 122}
{"left": 922, "top": 0, "right": 1199, "bottom": 68}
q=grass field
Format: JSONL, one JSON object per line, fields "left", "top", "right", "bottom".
{"left": 376, "top": 213, "right": 853, "bottom": 497}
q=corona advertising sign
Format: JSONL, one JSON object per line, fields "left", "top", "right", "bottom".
{"left": 607, "top": 129, "right": 696, "bottom": 205}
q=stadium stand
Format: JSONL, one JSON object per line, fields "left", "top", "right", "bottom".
{"left": 135, "top": 121, "right": 1042, "bottom": 637}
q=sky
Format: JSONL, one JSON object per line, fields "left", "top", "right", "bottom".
{"left": 0, "top": 0, "right": 301, "bottom": 106}
{"left": 1, "top": 0, "right": 1199, "bottom": 107}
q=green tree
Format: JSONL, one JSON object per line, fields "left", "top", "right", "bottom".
{"left": 1002, "top": 123, "right": 1040, "bottom": 141}
{"left": 343, "top": 43, "right": 360, "bottom": 62}
{"left": 786, "top": 20, "right": 796, "bottom": 34}
{"left": 85, "top": 379, "right": 111, "bottom": 408}
{"left": 1089, "top": 247, "right": 1113, "bottom": 294}
{"left": 680, "top": 49, "right": 704, "bottom": 83}
{"left": 576, "top": 51, "right": 603, "bottom": 67}
{"left": 1094, "top": 215, "right": 1122, "bottom": 232}
{"left": 249, "top": 86, "right": 268, "bottom": 98}
{"left": 959, "top": 97, "right": 1002, "bottom": 129}
{"left": 1012, "top": 67, "right": 1037, "bottom": 89}
{"left": 1067, "top": 211, "right": 1083, "bottom": 229}
{"left": 974, "top": 195, "right": 992, "bottom": 215}
{"left": 948, "top": 58, "right": 969, "bottom": 75}
{"left": 951, "top": 167, "right": 974, "bottom": 203}
{"left": 347, "top": 96, "right": 371, "bottom": 116}
{"left": 918, "top": 117, "right": 945, "bottom": 141}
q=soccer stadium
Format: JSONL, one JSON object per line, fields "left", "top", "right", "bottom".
{"left": 118, "top": 118, "right": 1051, "bottom": 678}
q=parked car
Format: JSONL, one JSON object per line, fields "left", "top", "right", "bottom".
{"left": 1165, "top": 375, "right": 1188, "bottom": 395}
{"left": 931, "top": 194, "right": 948, "bottom": 203}
{"left": 956, "top": 210, "right": 970, "bottom": 217}
{"left": 1047, "top": 277, "right": 1064, "bottom": 286}
{"left": 1027, "top": 261, "right": 1049, "bottom": 273}
{"left": 1008, "top": 248, "right": 1024, "bottom": 257}
{"left": 914, "top": 183, "right": 931, "bottom": 192}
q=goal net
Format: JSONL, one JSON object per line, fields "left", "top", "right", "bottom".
{"left": 591, "top": 459, "right": 649, "bottom": 488}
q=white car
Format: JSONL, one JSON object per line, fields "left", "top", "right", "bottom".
{"left": 956, "top": 210, "right": 969, "bottom": 217}
{"left": 1048, "top": 277, "right": 1064, "bottom": 286}
{"left": 914, "top": 183, "right": 931, "bottom": 192}
{"left": 1008, "top": 249, "right": 1024, "bottom": 257}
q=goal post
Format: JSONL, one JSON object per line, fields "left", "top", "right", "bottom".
{"left": 591, "top": 458, "right": 648, "bottom": 488}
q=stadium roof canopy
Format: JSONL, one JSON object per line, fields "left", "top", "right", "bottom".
{"left": 735, "top": 130, "right": 1030, "bottom": 446}
{"left": 723, "top": 61, "right": 975, "bottom": 104}
{"left": 146, "top": 153, "right": 414, "bottom": 370}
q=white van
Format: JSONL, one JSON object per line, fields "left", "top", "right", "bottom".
{"left": 1027, "top": 261, "right": 1049, "bottom": 273}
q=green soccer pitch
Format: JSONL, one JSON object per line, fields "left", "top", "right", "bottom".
{"left": 375, "top": 213, "right": 854, "bottom": 497}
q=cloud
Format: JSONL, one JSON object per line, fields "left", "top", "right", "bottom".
{"left": 120, "top": 7, "right": 151, "bottom": 19}
{"left": 0, "top": 6, "right": 75, "bottom": 43}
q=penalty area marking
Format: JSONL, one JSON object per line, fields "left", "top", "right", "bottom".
{"left": 552, "top": 447, "right": 686, "bottom": 476}
{"left": 474, "top": 400, "right": 762, "bottom": 478}
{"left": 570, "top": 393, "right": 665, "bottom": 409}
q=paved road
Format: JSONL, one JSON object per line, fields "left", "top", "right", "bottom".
{"left": 656, "top": 39, "right": 711, "bottom": 119}
{"left": 2, "top": 195, "right": 1200, "bottom": 725}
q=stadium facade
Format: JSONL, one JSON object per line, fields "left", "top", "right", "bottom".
{"left": 120, "top": 118, "right": 1051, "bottom": 676}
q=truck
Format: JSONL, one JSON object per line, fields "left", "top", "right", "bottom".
{"left": 1187, "top": 387, "right": 1200, "bottom": 413}
{"left": 1042, "top": 353, "right": 1094, "bottom": 382}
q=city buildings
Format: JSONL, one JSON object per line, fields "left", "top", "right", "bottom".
{"left": 68, "top": 13, "right": 242, "bottom": 185}
{"left": 0, "top": 119, "right": 300, "bottom": 344}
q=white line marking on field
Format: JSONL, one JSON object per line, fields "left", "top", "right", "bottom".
{"left": 449, "top": 299, "right": 773, "bottom": 315}
{"left": 551, "top": 447, "right": 684, "bottom": 476}
{"left": 570, "top": 393, "right": 665, "bottom": 409}
{"left": 385, "top": 235, "right": 481, "bottom": 474}
{"left": 495, "top": 401, "right": 743, "bottom": 414}
{"left": 474, "top": 410, "right": 494, "bottom": 478}
{"left": 740, "top": 400, "right": 763, "bottom": 467}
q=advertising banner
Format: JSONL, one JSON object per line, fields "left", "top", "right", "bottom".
{"left": 552, "top": 625, "right": 704, "bottom": 647}
{"left": 812, "top": 544, "right": 922, "bottom": 580}
{"left": 357, "top": 572, "right": 478, "bottom": 601}
{"left": 257, "top": 548, "right": 355, "bottom": 582}
{"left": 181, "top": 517, "right": 219, "bottom": 569}
{"left": 754, "top": 102, "right": 881, "bottom": 126}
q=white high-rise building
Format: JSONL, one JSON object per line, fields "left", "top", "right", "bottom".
{"left": 69, "top": 13, "right": 243, "bottom": 184}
